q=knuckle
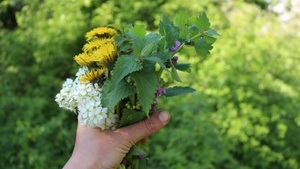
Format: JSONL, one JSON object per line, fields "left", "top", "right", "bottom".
{"left": 143, "top": 119, "right": 156, "bottom": 134}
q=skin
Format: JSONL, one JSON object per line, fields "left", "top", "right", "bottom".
{"left": 63, "top": 110, "right": 170, "bottom": 169}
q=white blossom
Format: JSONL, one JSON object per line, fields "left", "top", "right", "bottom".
{"left": 75, "top": 66, "right": 89, "bottom": 77}
{"left": 55, "top": 66, "right": 118, "bottom": 130}
{"left": 55, "top": 78, "right": 77, "bottom": 112}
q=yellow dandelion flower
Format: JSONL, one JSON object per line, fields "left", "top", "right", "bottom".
{"left": 87, "top": 41, "right": 117, "bottom": 68}
{"left": 85, "top": 27, "right": 117, "bottom": 41}
{"left": 83, "top": 38, "right": 115, "bottom": 53}
{"left": 74, "top": 53, "right": 93, "bottom": 66}
{"left": 79, "top": 68, "right": 106, "bottom": 83}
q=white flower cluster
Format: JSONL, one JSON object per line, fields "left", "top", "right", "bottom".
{"left": 55, "top": 67, "right": 118, "bottom": 130}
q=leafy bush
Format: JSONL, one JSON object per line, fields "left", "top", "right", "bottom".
{"left": 149, "top": 2, "right": 300, "bottom": 169}
{"left": 1, "top": 0, "right": 299, "bottom": 168}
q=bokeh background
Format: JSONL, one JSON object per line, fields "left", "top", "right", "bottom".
{"left": 1, "top": 0, "right": 299, "bottom": 168}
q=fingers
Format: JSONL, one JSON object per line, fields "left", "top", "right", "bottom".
{"left": 118, "top": 110, "right": 170, "bottom": 145}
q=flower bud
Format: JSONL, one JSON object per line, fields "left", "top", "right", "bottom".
{"left": 137, "top": 154, "right": 144, "bottom": 160}
{"left": 172, "top": 56, "right": 178, "bottom": 62}
{"left": 169, "top": 40, "right": 181, "bottom": 52}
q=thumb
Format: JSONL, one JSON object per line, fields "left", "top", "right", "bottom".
{"left": 118, "top": 110, "right": 170, "bottom": 144}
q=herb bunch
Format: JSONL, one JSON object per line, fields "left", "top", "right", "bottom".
{"left": 55, "top": 11, "right": 219, "bottom": 168}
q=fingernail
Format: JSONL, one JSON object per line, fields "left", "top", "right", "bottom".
{"left": 158, "top": 111, "right": 170, "bottom": 123}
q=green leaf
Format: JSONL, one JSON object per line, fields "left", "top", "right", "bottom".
{"left": 175, "top": 63, "right": 191, "bottom": 72}
{"left": 138, "top": 158, "right": 147, "bottom": 168}
{"left": 144, "top": 33, "right": 161, "bottom": 44}
{"left": 124, "top": 25, "right": 145, "bottom": 56}
{"left": 204, "top": 28, "right": 220, "bottom": 38}
{"left": 159, "top": 15, "right": 180, "bottom": 48}
{"left": 171, "top": 63, "right": 182, "bottom": 82}
{"left": 130, "top": 24, "right": 146, "bottom": 38}
{"left": 141, "top": 33, "right": 160, "bottom": 57}
{"left": 141, "top": 40, "right": 157, "bottom": 57}
{"left": 195, "top": 12, "right": 210, "bottom": 32}
{"left": 203, "top": 29, "right": 220, "bottom": 43}
{"left": 130, "top": 70, "right": 158, "bottom": 116}
{"left": 124, "top": 141, "right": 149, "bottom": 166}
{"left": 180, "top": 26, "right": 190, "bottom": 40}
{"left": 205, "top": 36, "right": 217, "bottom": 44}
{"left": 115, "top": 35, "right": 127, "bottom": 46}
{"left": 127, "top": 142, "right": 149, "bottom": 156}
{"left": 119, "top": 109, "right": 147, "bottom": 127}
{"left": 132, "top": 36, "right": 144, "bottom": 56}
{"left": 106, "top": 54, "right": 143, "bottom": 92}
{"left": 144, "top": 52, "right": 170, "bottom": 70}
{"left": 188, "top": 24, "right": 199, "bottom": 39}
{"left": 101, "top": 80, "right": 136, "bottom": 111}
{"left": 173, "top": 12, "right": 190, "bottom": 39}
{"left": 164, "top": 86, "right": 196, "bottom": 97}
{"left": 158, "top": 36, "right": 166, "bottom": 51}
{"left": 194, "top": 38, "right": 213, "bottom": 57}
{"left": 173, "top": 11, "right": 189, "bottom": 28}
{"left": 120, "top": 43, "right": 131, "bottom": 52}
{"left": 107, "top": 24, "right": 123, "bottom": 33}
{"left": 158, "top": 52, "right": 173, "bottom": 61}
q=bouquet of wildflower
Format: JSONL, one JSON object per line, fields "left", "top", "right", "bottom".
{"left": 55, "top": 12, "right": 218, "bottom": 168}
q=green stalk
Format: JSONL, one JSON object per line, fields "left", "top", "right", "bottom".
{"left": 133, "top": 141, "right": 141, "bottom": 169}
{"left": 157, "top": 68, "right": 164, "bottom": 80}
{"left": 173, "top": 32, "right": 203, "bottom": 54}
{"left": 134, "top": 159, "right": 139, "bottom": 169}
{"left": 116, "top": 102, "right": 120, "bottom": 120}
{"left": 129, "top": 94, "right": 136, "bottom": 108}
{"left": 118, "top": 164, "right": 126, "bottom": 169}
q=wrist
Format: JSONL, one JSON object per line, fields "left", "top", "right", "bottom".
{"left": 63, "top": 148, "right": 102, "bottom": 169}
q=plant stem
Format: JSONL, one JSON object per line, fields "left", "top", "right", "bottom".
{"left": 157, "top": 68, "right": 163, "bottom": 80}
{"left": 176, "top": 33, "right": 203, "bottom": 52}
{"left": 133, "top": 141, "right": 142, "bottom": 169}
{"left": 129, "top": 94, "right": 135, "bottom": 107}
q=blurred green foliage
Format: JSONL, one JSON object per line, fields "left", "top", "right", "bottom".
{"left": 1, "top": 0, "right": 299, "bottom": 168}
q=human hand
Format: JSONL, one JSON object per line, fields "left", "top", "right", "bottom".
{"left": 63, "top": 110, "right": 170, "bottom": 169}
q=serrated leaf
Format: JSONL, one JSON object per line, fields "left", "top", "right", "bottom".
{"left": 144, "top": 33, "right": 161, "bottom": 44}
{"left": 144, "top": 52, "right": 170, "bottom": 70}
{"left": 158, "top": 36, "right": 166, "bottom": 51}
{"left": 159, "top": 52, "right": 173, "bottom": 61}
{"left": 204, "top": 28, "right": 220, "bottom": 38}
{"left": 141, "top": 40, "right": 157, "bottom": 57}
{"left": 127, "top": 142, "right": 149, "bottom": 157}
{"left": 138, "top": 157, "right": 147, "bottom": 168}
{"left": 203, "top": 29, "right": 219, "bottom": 43}
{"left": 130, "top": 24, "right": 146, "bottom": 38}
{"left": 175, "top": 63, "right": 191, "bottom": 72}
{"left": 188, "top": 24, "right": 199, "bottom": 39}
{"left": 159, "top": 15, "right": 180, "bottom": 48}
{"left": 119, "top": 109, "right": 147, "bottom": 127}
{"left": 165, "top": 86, "right": 196, "bottom": 97}
{"left": 131, "top": 70, "right": 158, "bottom": 116}
{"left": 115, "top": 35, "right": 127, "bottom": 46}
{"left": 171, "top": 63, "right": 182, "bottom": 82}
{"left": 140, "top": 33, "right": 160, "bottom": 57}
{"left": 130, "top": 145, "right": 148, "bottom": 156}
{"left": 173, "top": 11, "right": 189, "bottom": 28}
{"left": 205, "top": 36, "right": 217, "bottom": 44}
{"left": 173, "top": 12, "right": 190, "bottom": 39}
{"left": 132, "top": 36, "right": 144, "bottom": 56}
{"left": 194, "top": 38, "right": 213, "bottom": 57}
{"left": 120, "top": 43, "right": 131, "bottom": 52}
{"left": 195, "top": 12, "right": 210, "bottom": 32}
{"left": 101, "top": 80, "right": 136, "bottom": 111}
{"left": 109, "top": 23, "right": 122, "bottom": 30}
{"left": 124, "top": 25, "right": 144, "bottom": 56}
{"left": 107, "top": 54, "right": 143, "bottom": 92}
{"left": 180, "top": 26, "right": 190, "bottom": 40}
